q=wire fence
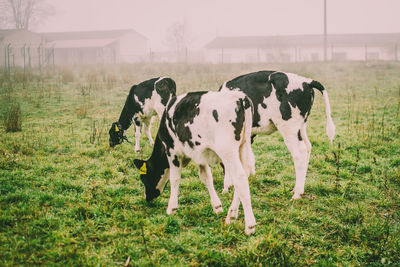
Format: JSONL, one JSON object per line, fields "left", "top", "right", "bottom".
{"left": 1, "top": 43, "right": 54, "bottom": 73}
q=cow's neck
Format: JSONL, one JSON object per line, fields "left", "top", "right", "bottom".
{"left": 149, "top": 134, "right": 170, "bottom": 175}
{"left": 118, "top": 91, "right": 136, "bottom": 130}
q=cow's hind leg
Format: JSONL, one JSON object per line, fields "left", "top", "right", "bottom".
{"left": 199, "top": 165, "right": 223, "bottom": 214}
{"left": 223, "top": 155, "right": 256, "bottom": 235}
{"left": 300, "top": 124, "right": 312, "bottom": 173}
{"left": 278, "top": 123, "right": 309, "bottom": 200}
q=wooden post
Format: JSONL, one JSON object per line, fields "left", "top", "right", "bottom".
{"left": 23, "top": 44, "right": 26, "bottom": 72}
{"left": 6, "top": 43, "right": 11, "bottom": 73}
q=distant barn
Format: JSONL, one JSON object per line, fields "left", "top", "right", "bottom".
{"left": 204, "top": 33, "right": 400, "bottom": 63}
{"left": 41, "top": 29, "right": 148, "bottom": 65}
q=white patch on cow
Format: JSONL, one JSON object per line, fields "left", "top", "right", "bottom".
{"left": 156, "top": 168, "right": 169, "bottom": 193}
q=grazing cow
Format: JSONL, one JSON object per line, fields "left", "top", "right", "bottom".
{"left": 109, "top": 77, "right": 176, "bottom": 151}
{"left": 220, "top": 71, "right": 336, "bottom": 200}
{"left": 133, "top": 90, "right": 257, "bottom": 235}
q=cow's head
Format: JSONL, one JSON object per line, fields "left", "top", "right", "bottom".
{"left": 108, "top": 122, "right": 125, "bottom": 147}
{"left": 133, "top": 159, "right": 165, "bottom": 202}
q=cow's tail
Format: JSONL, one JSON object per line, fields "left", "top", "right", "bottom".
{"left": 241, "top": 95, "right": 256, "bottom": 176}
{"left": 310, "top": 80, "right": 336, "bottom": 144}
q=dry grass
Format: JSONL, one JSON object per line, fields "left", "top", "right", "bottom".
{"left": 3, "top": 102, "right": 22, "bottom": 132}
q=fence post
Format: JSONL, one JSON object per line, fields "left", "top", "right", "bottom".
{"left": 4, "top": 46, "right": 6, "bottom": 72}
{"left": 23, "top": 43, "right": 27, "bottom": 72}
{"left": 38, "top": 43, "right": 42, "bottom": 72}
{"left": 6, "top": 43, "right": 11, "bottom": 74}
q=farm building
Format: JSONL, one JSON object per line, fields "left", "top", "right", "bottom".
{"left": 204, "top": 33, "right": 400, "bottom": 63}
{"left": 41, "top": 29, "right": 149, "bottom": 65}
{"left": 0, "top": 29, "right": 46, "bottom": 69}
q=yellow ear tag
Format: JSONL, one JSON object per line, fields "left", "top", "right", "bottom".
{"left": 115, "top": 124, "right": 119, "bottom": 132}
{"left": 139, "top": 163, "right": 147, "bottom": 175}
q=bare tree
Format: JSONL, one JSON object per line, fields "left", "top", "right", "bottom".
{"left": 0, "top": 0, "right": 53, "bottom": 30}
{"left": 165, "top": 20, "right": 193, "bottom": 62}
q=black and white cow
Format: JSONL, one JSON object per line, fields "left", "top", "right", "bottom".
{"left": 109, "top": 77, "right": 176, "bottom": 151}
{"left": 220, "top": 71, "right": 336, "bottom": 200}
{"left": 133, "top": 90, "right": 257, "bottom": 235}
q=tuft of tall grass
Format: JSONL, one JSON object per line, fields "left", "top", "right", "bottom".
{"left": 60, "top": 68, "right": 75, "bottom": 83}
{"left": 3, "top": 102, "right": 22, "bottom": 132}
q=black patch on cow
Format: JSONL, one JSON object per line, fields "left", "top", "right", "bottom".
{"left": 251, "top": 134, "right": 256, "bottom": 144}
{"left": 117, "top": 85, "right": 142, "bottom": 130}
{"left": 172, "top": 156, "right": 180, "bottom": 167}
{"left": 242, "top": 96, "right": 252, "bottom": 109}
{"left": 260, "top": 102, "right": 267, "bottom": 109}
{"left": 223, "top": 71, "right": 274, "bottom": 127}
{"left": 269, "top": 72, "right": 314, "bottom": 121}
{"left": 134, "top": 78, "right": 159, "bottom": 104}
{"left": 310, "top": 80, "right": 325, "bottom": 94}
{"left": 232, "top": 99, "right": 245, "bottom": 141}
{"left": 156, "top": 78, "right": 177, "bottom": 106}
{"left": 195, "top": 141, "right": 201, "bottom": 146}
{"left": 173, "top": 92, "right": 207, "bottom": 148}
{"left": 212, "top": 110, "right": 219, "bottom": 122}
{"left": 297, "top": 130, "right": 302, "bottom": 141}
{"left": 134, "top": 117, "right": 140, "bottom": 126}
{"left": 198, "top": 134, "right": 201, "bottom": 138}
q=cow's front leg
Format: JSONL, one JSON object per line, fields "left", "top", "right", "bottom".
{"left": 133, "top": 117, "right": 141, "bottom": 152}
{"left": 144, "top": 116, "right": 155, "bottom": 147}
{"left": 167, "top": 164, "right": 181, "bottom": 214}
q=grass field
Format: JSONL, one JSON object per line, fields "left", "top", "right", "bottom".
{"left": 1, "top": 62, "right": 399, "bottom": 266}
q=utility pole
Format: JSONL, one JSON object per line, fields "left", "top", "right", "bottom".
{"left": 324, "top": 0, "right": 327, "bottom": 61}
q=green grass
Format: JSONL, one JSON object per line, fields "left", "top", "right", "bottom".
{"left": 1, "top": 62, "right": 399, "bottom": 266}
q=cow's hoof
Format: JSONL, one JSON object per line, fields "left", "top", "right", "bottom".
{"left": 167, "top": 207, "right": 178, "bottom": 214}
{"left": 214, "top": 205, "right": 223, "bottom": 214}
{"left": 225, "top": 210, "right": 238, "bottom": 224}
{"left": 291, "top": 193, "right": 302, "bottom": 200}
{"left": 245, "top": 225, "right": 256, "bottom": 235}
{"left": 225, "top": 216, "right": 235, "bottom": 225}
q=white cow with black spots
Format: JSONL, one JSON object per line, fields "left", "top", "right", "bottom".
{"left": 220, "top": 71, "right": 335, "bottom": 199}
{"left": 133, "top": 90, "right": 257, "bottom": 235}
{"left": 109, "top": 77, "right": 176, "bottom": 151}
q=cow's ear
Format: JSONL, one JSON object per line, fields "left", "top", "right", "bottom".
{"left": 133, "top": 159, "right": 145, "bottom": 170}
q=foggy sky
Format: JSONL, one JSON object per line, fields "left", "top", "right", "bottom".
{"left": 35, "top": 0, "right": 400, "bottom": 50}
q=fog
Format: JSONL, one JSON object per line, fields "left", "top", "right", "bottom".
{"left": 36, "top": 0, "right": 400, "bottom": 50}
